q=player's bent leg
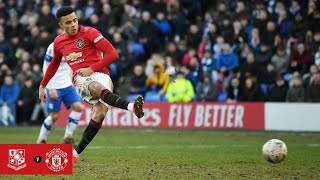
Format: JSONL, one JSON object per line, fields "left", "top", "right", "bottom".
{"left": 73, "top": 102, "right": 108, "bottom": 163}
{"left": 88, "top": 81, "right": 144, "bottom": 118}
{"left": 36, "top": 112, "right": 59, "bottom": 144}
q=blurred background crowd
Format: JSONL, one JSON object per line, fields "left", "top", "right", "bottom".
{"left": 0, "top": 0, "right": 320, "bottom": 125}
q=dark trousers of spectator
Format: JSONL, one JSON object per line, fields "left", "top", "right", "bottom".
{"left": 17, "top": 107, "right": 33, "bottom": 126}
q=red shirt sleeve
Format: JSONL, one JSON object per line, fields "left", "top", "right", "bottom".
{"left": 40, "top": 41, "right": 62, "bottom": 87}
{"left": 87, "top": 28, "right": 119, "bottom": 72}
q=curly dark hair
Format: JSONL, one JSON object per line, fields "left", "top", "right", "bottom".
{"left": 56, "top": 6, "right": 74, "bottom": 20}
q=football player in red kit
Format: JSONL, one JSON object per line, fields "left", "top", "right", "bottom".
{"left": 38, "top": 6, "right": 144, "bottom": 164}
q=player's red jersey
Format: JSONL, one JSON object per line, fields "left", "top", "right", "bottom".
{"left": 41, "top": 26, "right": 119, "bottom": 87}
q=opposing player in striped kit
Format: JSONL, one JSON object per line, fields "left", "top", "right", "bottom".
{"left": 37, "top": 42, "right": 83, "bottom": 145}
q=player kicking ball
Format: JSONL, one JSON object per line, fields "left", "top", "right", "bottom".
{"left": 37, "top": 43, "right": 83, "bottom": 146}
{"left": 38, "top": 6, "right": 144, "bottom": 164}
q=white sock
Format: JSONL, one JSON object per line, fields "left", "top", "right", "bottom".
{"left": 127, "top": 102, "right": 134, "bottom": 112}
{"left": 73, "top": 149, "right": 79, "bottom": 157}
{"left": 64, "top": 111, "right": 81, "bottom": 138}
{"left": 37, "top": 116, "right": 53, "bottom": 143}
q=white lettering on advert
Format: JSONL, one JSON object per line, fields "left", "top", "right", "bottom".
{"left": 168, "top": 104, "right": 192, "bottom": 127}
{"left": 194, "top": 105, "right": 244, "bottom": 128}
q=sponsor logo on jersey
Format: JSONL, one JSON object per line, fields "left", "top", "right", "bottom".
{"left": 66, "top": 52, "right": 82, "bottom": 61}
{"left": 76, "top": 39, "right": 84, "bottom": 49}
{"left": 93, "top": 35, "right": 103, "bottom": 43}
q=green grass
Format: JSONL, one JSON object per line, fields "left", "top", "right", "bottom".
{"left": 0, "top": 127, "right": 320, "bottom": 179}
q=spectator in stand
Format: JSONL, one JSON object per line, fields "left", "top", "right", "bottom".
{"left": 258, "top": 63, "right": 277, "bottom": 88}
{"left": 163, "top": 56, "right": 178, "bottom": 77}
{"left": 138, "top": 11, "right": 160, "bottom": 56}
{"left": 239, "top": 77, "right": 264, "bottom": 102}
{"left": 186, "top": 24, "right": 201, "bottom": 49}
{"left": 220, "top": 16, "right": 233, "bottom": 43}
{"left": 145, "top": 63, "right": 170, "bottom": 99}
{"left": 216, "top": 43, "right": 239, "bottom": 72}
{"left": 180, "top": 65, "right": 197, "bottom": 92}
{"left": 100, "top": 3, "right": 116, "bottom": 29}
{"left": 213, "top": 36, "right": 225, "bottom": 58}
{"left": 164, "top": 42, "right": 182, "bottom": 65}
{"left": 288, "top": 12, "right": 307, "bottom": 42}
{"left": 197, "top": 36, "right": 212, "bottom": 59}
{"left": 121, "top": 19, "right": 138, "bottom": 43}
{"left": 262, "top": 21, "right": 279, "bottom": 47}
{"left": 146, "top": 0, "right": 166, "bottom": 18}
{"left": 206, "top": 23, "right": 219, "bottom": 47}
{"left": 110, "top": 32, "right": 129, "bottom": 78}
{"left": 121, "top": 3, "right": 137, "bottom": 26}
{"left": 88, "top": 14, "right": 104, "bottom": 32}
{"left": 239, "top": 16, "right": 253, "bottom": 39}
{"left": 212, "top": 2, "right": 230, "bottom": 25}
{"left": 310, "top": 32, "right": 320, "bottom": 56}
{"left": 201, "top": 50, "right": 216, "bottom": 74}
{"left": 288, "top": 43, "right": 312, "bottom": 74}
{"left": 227, "top": 77, "right": 241, "bottom": 102}
{"left": 289, "top": 0, "right": 301, "bottom": 16}
{"left": 269, "top": 76, "right": 288, "bottom": 102}
{"left": 188, "top": 56, "right": 204, "bottom": 87}
{"left": 249, "top": 28, "right": 261, "bottom": 53}
{"left": 0, "top": 74, "right": 20, "bottom": 116}
{"left": 303, "top": 64, "right": 318, "bottom": 87}
{"left": 234, "top": 1, "right": 248, "bottom": 19}
{"left": 286, "top": 76, "right": 305, "bottom": 102}
{"left": 182, "top": 48, "right": 196, "bottom": 66}
{"left": 215, "top": 71, "right": 229, "bottom": 102}
{"left": 307, "top": 72, "right": 320, "bottom": 102}
{"left": 277, "top": 10, "right": 291, "bottom": 39}
{"left": 255, "top": 43, "right": 273, "bottom": 68}
{"left": 166, "top": 0, "right": 186, "bottom": 39}
{"left": 166, "top": 71, "right": 194, "bottom": 103}
{"left": 83, "top": 0, "right": 98, "bottom": 20}
{"left": 271, "top": 46, "right": 288, "bottom": 75}
{"left": 314, "top": 46, "right": 320, "bottom": 68}
{"left": 15, "top": 62, "right": 32, "bottom": 88}
{"left": 232, "top": 20, "right": 247, "bottom": 54}
{"left": 16, "top": 76, "right": 37, "bottom": 125}
{"left": 152, "top": 11, "right": 171, "bottom": 43}
{"left": 129, "top": 64, "right": 147, "bottom": 97}
{"left": 197, "top": 74, "right": 216, "bottom": 102}
{"left": 0, "top": 64, "right": 12, "bottom": 86}
{"left": 0, "top": 32, "right": 14, "bottom": 67}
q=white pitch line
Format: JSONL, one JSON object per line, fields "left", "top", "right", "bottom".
{"left": 307, "top": 144, "right": 320, "bottom": 147}
{"left": 87, "top": 144, "right": 320, "bottom": 150}
{"left": 87, "top": 144, "right": 246, "bottom": 149}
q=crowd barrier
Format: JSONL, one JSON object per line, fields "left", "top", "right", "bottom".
{"left": 55, "top": 102, "right": 320, "bottom": 132}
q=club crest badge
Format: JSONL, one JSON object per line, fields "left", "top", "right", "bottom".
{"left": 7, "top": 149, "right": 27, "bottom": 171}
{"left": 45, "top": 148, "right": 68, "bottom": 172}
{"left": 76, "top": 39, "right": 84, "bottom": 49}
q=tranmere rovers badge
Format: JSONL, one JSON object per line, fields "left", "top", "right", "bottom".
{"left": 76, "top": 39, "right": 84, "bottom": 49}
{"left": 7, "top": 149, "right": 27, "bottom": 171}
{"left": 45, "top": 148, "right": 68, "bottom": 172}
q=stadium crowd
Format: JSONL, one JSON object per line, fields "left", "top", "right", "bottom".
{"left": 0, "top": 0, "right": 320, "bottom": 124}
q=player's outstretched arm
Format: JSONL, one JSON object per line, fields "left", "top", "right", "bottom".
{"left": 39, "top": 50, "right": 62, "bottom": 101}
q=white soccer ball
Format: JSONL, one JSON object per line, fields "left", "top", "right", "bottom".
{"left": 262, "top": 139, "right": 288, "bottom": 163}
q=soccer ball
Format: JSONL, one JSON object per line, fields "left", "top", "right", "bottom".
{"left": 262, "top": 139, "right": 288, "bottom": 163}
